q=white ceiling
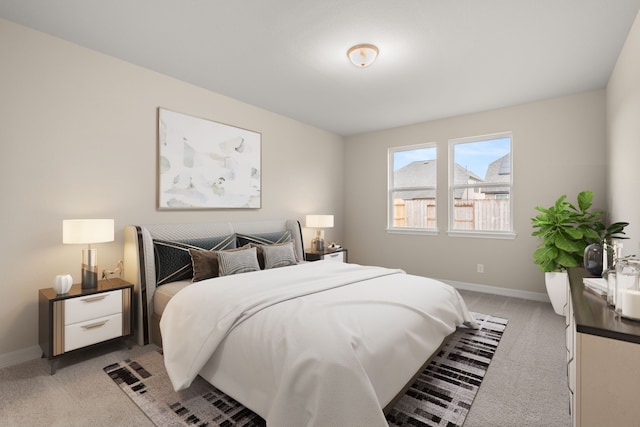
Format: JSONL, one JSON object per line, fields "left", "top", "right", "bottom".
{"left": 1, "top": 1, "right": 639, "bottom": 136}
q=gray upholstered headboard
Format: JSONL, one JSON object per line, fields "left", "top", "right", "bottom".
{"left": 123, "top": 219, "right": 304, "bottom": 345}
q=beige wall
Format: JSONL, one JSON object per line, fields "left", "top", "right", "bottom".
{"left": 607, "top": 11, "right": 640, "bottom": 256}
{"left": 3, "top": 9, "right": 637, "bottom": 362}
{"left": 344, "top": 90, "right": 607, "bottom": 295}
{"left": 0, "top": 19, "right": 345, "bottom": 359}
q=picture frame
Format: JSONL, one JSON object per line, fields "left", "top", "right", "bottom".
{"left": 157, "top": 108, "right": 261, "bottom": 209}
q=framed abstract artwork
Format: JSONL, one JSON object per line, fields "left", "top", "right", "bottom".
{"left": 157, "top": 108, "right": 261, "bottom": 209}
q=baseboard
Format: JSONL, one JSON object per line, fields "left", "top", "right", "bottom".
{"left": 0, "top": 345, "right": 41, "bottom": 369}
{"left": 444, "top": 279, "right": 550, "bottom": 303}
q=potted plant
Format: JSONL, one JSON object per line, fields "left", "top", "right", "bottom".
{"left": 530, "top": 190, "right": 628, "bottom": 315}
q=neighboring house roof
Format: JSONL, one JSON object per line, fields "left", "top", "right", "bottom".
{"left": 393, "top": 161, "right": 482, "bottom": 199}
{"left": 394, "top": 160, "right": 436, "bottom": 185}
{"left": 483, "top": 153, "right": 510, "bottom": 194}
{"left": 394, "top": 160, "right": 437, "bottom": 199}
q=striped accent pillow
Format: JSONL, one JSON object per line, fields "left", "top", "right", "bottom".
{"left": 189, "top": 245, "right": 250, "bottom": 282}
{"left": 261, "top": 242, "right": 298, "bottom": 269}
{"left": 217, "top": 247, "right": 260, "bottom": 276}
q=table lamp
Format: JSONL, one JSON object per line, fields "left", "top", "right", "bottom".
{"left": 306, "top": 214, "right": 334, "bottom": 252}
{"left": 63, "top": 219, "right": 114, "bottom": 289}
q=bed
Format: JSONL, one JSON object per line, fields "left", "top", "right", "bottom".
{"left": 123, "top": 219, "right": 476, "bottom": 426}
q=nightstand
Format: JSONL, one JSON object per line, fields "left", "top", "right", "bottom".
{"left": 38, "top": 278, "right": 133, "bottom": 374}
{"left": 305, "top": 248, "right": 348, "bottom": 262}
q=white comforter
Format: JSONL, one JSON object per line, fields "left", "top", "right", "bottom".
{"left": 161, "top": 261, "right": 476, "bottom": 427}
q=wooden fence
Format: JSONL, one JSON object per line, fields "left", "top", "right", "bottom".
{"left": 394, "top": 199, "right": 510, "bottom": 231}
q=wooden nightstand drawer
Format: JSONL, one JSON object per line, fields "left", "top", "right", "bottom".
{"left": 64, "top": 289, "right": 122, "bottom": 325}
{"left": 305, "top": 248, "right": 348, "bottom": 262}
{"left": 64, "top": 313, "right": 123, "bottom": 352}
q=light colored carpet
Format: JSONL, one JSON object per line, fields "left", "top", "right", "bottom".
{"left": 0, "top": 343, "right": 153, "bottom": 427}
{"left": 457, "top": 290, "right": 570, "bottom": 427}
{"left": 0, "top": 289, "right": 570, "bottom": 427}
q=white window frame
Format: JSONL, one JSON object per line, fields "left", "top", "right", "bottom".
{"left": 447, "top": 132, "right": 516, "bottom": 239}
{"left": 387, "top": 143, "right": 438, "bottom": 235}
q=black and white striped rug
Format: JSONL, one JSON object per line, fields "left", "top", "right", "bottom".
{"left": 104, "top": 312, "right": 506, "bottom": 427}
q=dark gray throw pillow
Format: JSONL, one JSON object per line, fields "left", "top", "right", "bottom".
{"left": 236, "top": 231, "right": 292, "bottom": 248}
{"left": 153, "top": 234, "right": 236, "bottom": 286}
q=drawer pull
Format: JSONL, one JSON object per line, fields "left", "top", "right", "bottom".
{"left": 82, "top": 320, "right": 108, "bottom": 330}
{"left": 81, "top": 295, "right": 107, "bottom": 303}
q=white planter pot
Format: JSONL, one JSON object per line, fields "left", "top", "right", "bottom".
{"left": 545, "top": 271, "right": 568, "bottom": 316}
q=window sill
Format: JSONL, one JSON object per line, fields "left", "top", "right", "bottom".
{"left": 386, "top": 228, "right": 439, "bottom": 236}
{"left": 446, "top": 230, "right": 516, "bottom": 240}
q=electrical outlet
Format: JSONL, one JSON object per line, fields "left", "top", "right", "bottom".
{"left": 477, "top": 264, "right": 484, "bottom": 273}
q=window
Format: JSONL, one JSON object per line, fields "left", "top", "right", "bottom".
{"left": 388, "top": 144, "right": 437, "bottom": 233}
{"left": 449, "top": 133, "right": 514, "bottom": 237}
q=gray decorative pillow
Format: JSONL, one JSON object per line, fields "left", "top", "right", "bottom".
{"left": 189, "top": 245, "right": 250, "bottom": 282}
{"left": 261, "top": 242, "right": 298, "bottom": 269}
{"left": 238, "top": 231, "right": 301, "bottom": 266}
{"left": 217, "top": 247, "right": 261, "bottom": 276}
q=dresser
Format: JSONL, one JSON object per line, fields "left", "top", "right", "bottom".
{"left": 39, "top": 278, "right": 133, "bottom": 374}
{"left": 566, "top": 268, "right": 640, "bottom": 426}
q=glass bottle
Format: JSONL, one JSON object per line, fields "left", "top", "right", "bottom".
{"left": 584, "top": 243, "right": 604, "bottom": 276}
{"left": 604, "top": 242, "right": 622, "bottom": 306}
{"left": 615, "top": 257, "right": 640, "bottom": 317}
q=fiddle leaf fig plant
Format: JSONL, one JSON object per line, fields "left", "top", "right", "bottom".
{"left": 531, "top": 191, "right": 604, "bottom": 272}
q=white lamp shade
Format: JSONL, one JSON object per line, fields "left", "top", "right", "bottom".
{"left": 306, "top": 215, "right": 334, "bottom": 228}
{"left": 63, "top": 219, "right": 115, "bottom": 244}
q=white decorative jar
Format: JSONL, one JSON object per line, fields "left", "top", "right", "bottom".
{"left": 53, "top": 274, "right": 73, "bottom": 295}
{"left": 615, "top": 258, "right": 640, "bottom": 319}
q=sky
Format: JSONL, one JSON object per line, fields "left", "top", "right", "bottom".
{"left": 393, "top": 136, "right": 511, "bottom": 179}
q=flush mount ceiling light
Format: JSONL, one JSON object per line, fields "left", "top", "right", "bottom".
{"left": 347, "top": 44, "right": 379, "bottom": 68}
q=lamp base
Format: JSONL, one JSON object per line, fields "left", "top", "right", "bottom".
{"left": 81, "top": 247, "right": 98, "bottom": 289}
{"left": 81, "top": 268, "right": 98, "bottom": 289}
{"left": 311, "top": 238, "right": 325, "bottom": 252}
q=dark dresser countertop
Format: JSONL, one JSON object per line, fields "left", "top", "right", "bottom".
{"left": 568, "top": 267, "right": 640, "bottom": 344}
